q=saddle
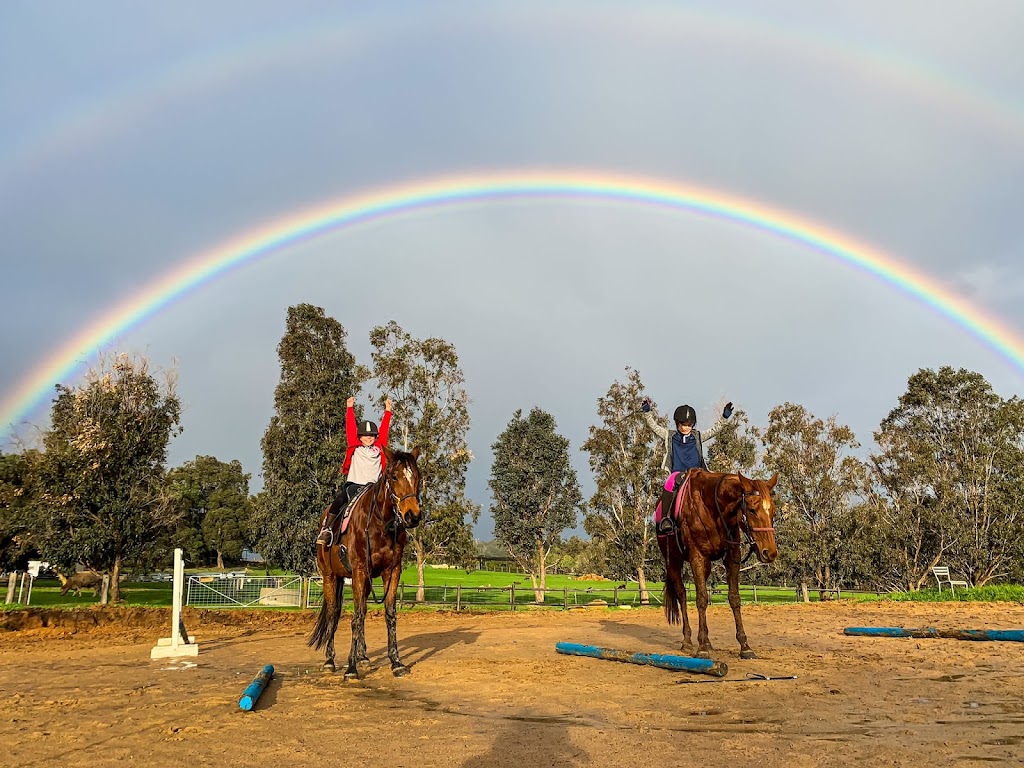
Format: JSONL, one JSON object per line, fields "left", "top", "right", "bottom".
{"left": 321, "top": 485, "right": 371, "bottom": 547}
{"left": 655, "top": 470, "right": 693, "bottom": 536}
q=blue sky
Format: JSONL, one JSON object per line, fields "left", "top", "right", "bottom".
{"left": 2, "top": 1, "right": 1023, "bottom": 538}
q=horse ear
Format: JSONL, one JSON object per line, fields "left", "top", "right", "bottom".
{"left": 411, "top": 446, "right": 420, "bottom": 460}
{"left": 383, "top": 446, "right": 395, "bottom": 464}
{"left": 767, "top": 472, "right": 779, "bottom": 490}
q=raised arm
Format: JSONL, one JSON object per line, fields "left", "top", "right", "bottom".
{"left": 640, "top": 398, "right": 670, "bottom": 441}
{"left": 345, "top": 396, "right": 359, "bottom": 448}
{"left": 701, "top": 401, "right": 734, "bottom": 443}
{"left": 376, "top": 398, "right": 393, "bottom": 448}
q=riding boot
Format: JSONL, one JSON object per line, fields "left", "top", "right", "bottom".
{"left": 658, "top": 488, "right": 677, "bottom": 535}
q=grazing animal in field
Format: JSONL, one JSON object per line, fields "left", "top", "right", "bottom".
{"left": 57, "top": 570, "right": 103, "bottom": 597}
{"left": 309, "top": 448, "right": 423, "bottom": 678}
{"left": 657, "top": 469, "right": 778, "bottom": 659}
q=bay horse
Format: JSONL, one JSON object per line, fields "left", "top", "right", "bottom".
{"left": 658, "top": 469, "right": 778, "bottom": 659}
{"left": 308, "top": 447, "right": 422, "bottom": 678}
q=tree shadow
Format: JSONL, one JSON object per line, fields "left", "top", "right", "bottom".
{"left": 385, "top": 628, "right": 482, "bottom": 669}
{"left": 461, "top": 718, "right": 589, "bottom": 768}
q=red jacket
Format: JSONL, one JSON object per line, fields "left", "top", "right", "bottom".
{"left": 341, "top": 406, "right": 391, "bottom": 475}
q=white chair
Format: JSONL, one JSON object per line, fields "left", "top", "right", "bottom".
{"left": 932, "top": 566, "right": 969, "bottom": 593}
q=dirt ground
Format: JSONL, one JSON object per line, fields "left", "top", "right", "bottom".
{"left": 2, "top": 601, "right": 1023, "bottom": 767}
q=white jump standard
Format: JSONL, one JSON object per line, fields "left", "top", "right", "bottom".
{"left": 151, "top": 548, "right": 199, "bottom": 659}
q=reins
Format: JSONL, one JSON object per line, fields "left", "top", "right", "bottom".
{"left": 712, "top": 474, "right": 775, "bottom": 564}
{"left": 363, "top": 460, "right": 419, "bottom": 605}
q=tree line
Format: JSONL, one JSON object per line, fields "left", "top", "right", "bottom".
{"left": 3, "top": 302, "right": 1023, "bottom": 602}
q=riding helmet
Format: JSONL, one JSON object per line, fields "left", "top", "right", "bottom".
{"left": 357, "top": 420, "right": 379, "bottom": 437}
{"left": 673, "top": 404, "right": 697, "bottom": 426}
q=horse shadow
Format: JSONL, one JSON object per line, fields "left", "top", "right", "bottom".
{"left": 376, "top": 628, "right": 481, "bottom": 670}
{"left": 461, "top": 719, "right": 588, "bottom": 767}
{"left": 597, "top": 617, "right": 683, "bottom": 648}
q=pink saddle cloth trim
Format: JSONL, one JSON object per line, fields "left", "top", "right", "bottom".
{"left": 654, "top": 470, "right": 693, "bottom": 526}
{"left": 338, "top": 486, "right": 369, "bottom": 535}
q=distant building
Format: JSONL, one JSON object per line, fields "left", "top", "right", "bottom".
{"left": 475, "top": 540, "right": 515, "bottom": 572}
{"left": 240, "top": 549, "right": 265, "bottom": 564}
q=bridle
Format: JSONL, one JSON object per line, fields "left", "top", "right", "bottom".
{"left": 713, "top": 474, "right": 775, "bottom": 564}
{"left": 363, "top": 457, "right": 421, "bottom": 604}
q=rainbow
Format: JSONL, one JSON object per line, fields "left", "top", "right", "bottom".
{"left": 2, "top": 169, "right": 1023, "bottom": 440}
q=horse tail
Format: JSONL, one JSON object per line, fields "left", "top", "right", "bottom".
{"left": 307, "top": 576, "right": 344, "bottom": 650}
{"left": 663, "top": 573, "right": 682, "bottom": 626}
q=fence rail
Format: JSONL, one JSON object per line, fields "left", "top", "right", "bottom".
{"left": 179, "top": 576, "right": 861, "bottom": 611}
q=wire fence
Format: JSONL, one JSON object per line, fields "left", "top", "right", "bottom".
{"left": 185, "top": 574, "right": 304, "bottom": 608}
{"left": 256, "top": 577, "right": 867, "bottom": 612}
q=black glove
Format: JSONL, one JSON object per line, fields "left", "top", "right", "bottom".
{"left": 723, "top": 402, "right": 734, "bottom": 419}
{"left": 640, "top": 397, "right": 651, "bottom": 413}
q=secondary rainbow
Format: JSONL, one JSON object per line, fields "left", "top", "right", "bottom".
{"left": 3, "top": 170, "right": 1023, "bottom": 439}
{"left": 5, "top": 4, "right": 1024, "bottom": 187}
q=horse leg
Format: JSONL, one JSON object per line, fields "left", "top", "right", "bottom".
{"left": 322, "top": 573, "right": 341, "bottom": 672}
{"left": 726, "top": 552, "right": 755, "bottom": 659}
{"left": 344, "top": 571, "right": 368, "bottom": 680}
{"left": 679, "top": 574, "right": 693, "bottom": 651}
{"left": 665, "top": 560, "right": 693, "bottom": 652}
{"left": 382, "top": 566, "right": 408, "bottom": 676}
{"left": 689, "top": 552, "right": 714, "bottom": 658}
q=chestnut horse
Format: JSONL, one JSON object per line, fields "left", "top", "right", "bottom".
{"left": 308, "top": 447, "right": 422, "bottom": 678}
{"left": 658, "top": 469, "right": 778, "bottom": 659}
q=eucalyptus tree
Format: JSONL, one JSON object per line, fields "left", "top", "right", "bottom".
{"left": 757, "top": 403, "right": 868, "bottom": 596}
{"left": 872, "top": 367, "right": 1024, "bottom": 588}
{"left": 490, "top": 407, "right": 582, "bottom": 601}
{"left": 253, "top": 304, "right": 367, "bottom": 573}
{"left": 581, "top": 368, "right": 664, "bottom": 601}
{"left": 32, "top": 353, "right": 181, "bottom": 600}
{"left": 167, "top": 456, "right": 252, "bottom": 569}
{"left": 369, "top": 321, "right": 479, "bottom": 598}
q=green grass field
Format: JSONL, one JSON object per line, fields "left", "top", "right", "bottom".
{"left": 12, "top": 566, "right": 1019, "bottom": 612}
{"left": 3, "top": 567, "right": 845, "bottom": 611}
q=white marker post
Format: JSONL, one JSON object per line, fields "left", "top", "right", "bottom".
{"left": 151, "top": 548, "right": 198, "bottom": 659}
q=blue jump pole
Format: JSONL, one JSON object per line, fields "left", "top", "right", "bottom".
{"left": 238, "top": 664, "right": 275, "bottom": 711}
{"left": 555, "top": 642, "right": 728, "bottom": 677}
{"left": 844, "top": 627, "right": 1024, "bottom": 642}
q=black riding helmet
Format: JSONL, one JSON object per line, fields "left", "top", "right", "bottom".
{"left": 673, "top": 404, "right": 697, "bottom": 426}
{"left": 357, "top": 420, "right": 379, "bottom": 437}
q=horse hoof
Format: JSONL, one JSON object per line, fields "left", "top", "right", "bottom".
{"left": 740, "top": 649, "right": 757, "bottom": 660}
{"left": 695, "top": 649, "right": 712, "bottom": 659}
{"left": 322, "top": 660, "right": 336, "bottom": 673}
{"left": 343, "top": 669, "right": 359, "bottom": 681}
{"left": 392, "top": 664, "right": 410, "bottom": 678}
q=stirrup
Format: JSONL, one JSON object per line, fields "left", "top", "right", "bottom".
{"left": 657, "top": 516, "right": 676, "bottom": 535}
{"left": 316, "top": 527, "right": 334, "bottom": 547}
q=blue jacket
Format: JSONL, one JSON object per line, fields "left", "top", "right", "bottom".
{"left": 670, "top": 430, "right": 706, "bottom": 474}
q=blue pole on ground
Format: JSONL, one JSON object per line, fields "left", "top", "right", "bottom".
{"left": 555, "top": 642, "right": 728, "bottom": 677}
{"left": 238, "top": 664, "right": 275, "bottom": 711}
{"left": 844, "top": 627, "right": 1024, "bottom": 642}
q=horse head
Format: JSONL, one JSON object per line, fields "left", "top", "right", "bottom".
{"left": 383, "top": 446, "right": 423, "bottom": 529}
{"left": 736, "top": 472, "right": 779, "bottom": 564}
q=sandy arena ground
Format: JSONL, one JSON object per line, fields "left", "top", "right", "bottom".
{"left": 2, "top": 600, "right": 1023, "bottom": 767}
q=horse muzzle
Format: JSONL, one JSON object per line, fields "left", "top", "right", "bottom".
{"left": 751, "top": 529, "right": 777, "bottom": 564}
{"left": 402, "top": 506, "right": 422, "bottom": 529}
